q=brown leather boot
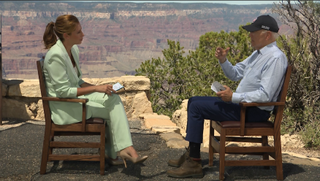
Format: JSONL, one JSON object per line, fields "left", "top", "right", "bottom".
{"left": 167, "top": 147, "right": 190, "bottom": 167}
{"left": 167, "top": 156, "right": 203, "bottom": 178}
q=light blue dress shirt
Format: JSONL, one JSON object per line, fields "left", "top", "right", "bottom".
{"left": 220, "top": 41, "right": 288, "bottom": 111}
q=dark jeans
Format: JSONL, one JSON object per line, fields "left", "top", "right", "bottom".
{"left": 185, "top": 96, "right": 271, "bottom": 144}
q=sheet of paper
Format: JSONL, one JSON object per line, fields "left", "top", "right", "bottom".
{"left": 113, "top": 82, "right": 124, "bottom": 91}
{"left": 211, "top": 81, "right": 226, "bottom": 93}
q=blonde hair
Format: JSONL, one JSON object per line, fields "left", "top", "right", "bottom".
{"left": 43, "top": 14, "right": 80, "bottom": 49}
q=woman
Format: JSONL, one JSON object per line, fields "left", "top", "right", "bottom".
{"left": 42, "top": 14, "right": 147, "bottom": 167}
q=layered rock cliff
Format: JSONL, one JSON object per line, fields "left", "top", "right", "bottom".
{"left": 0, "top": 2, "right": 292, "bottom": 79}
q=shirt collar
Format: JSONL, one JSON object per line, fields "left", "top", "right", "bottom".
{"left": 257, "top": 41, "right": 277, "bottom": 55}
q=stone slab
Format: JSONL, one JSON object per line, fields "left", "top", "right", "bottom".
{"left": 7, "top": 79, "right": 41, "bottom": 97}
{"left": 151, "top": 126, "right": 180, "bottom": 134}
{"left": 161, "top": 131, "right": 189, "bottom": 148}
{"left": 144, "top": 118, "right": 176, "bottom": 129}
{"left": 160, "top": 132, "right": 184, "bottom": 141}
{"left": 166, "top": 139, "right": 189, "bottom": 148}
{"left": 2, "top": 82, "right": 7, "bottom": 97}
{"left": 139, "top": 113, "right": 170, "bottom": 120}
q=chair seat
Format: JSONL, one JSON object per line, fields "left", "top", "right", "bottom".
{"left": 218, "top": 121, "right": 274, "bottom": 128}
{"left": 86, "top": 118, "right": 104, "bottom": 124}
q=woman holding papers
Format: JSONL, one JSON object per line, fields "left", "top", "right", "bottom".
{"left": 42, "top": 14, "right": 147, "bottom": 167}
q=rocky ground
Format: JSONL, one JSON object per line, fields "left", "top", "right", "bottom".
{"left": 168, "top": 100, "right": 320, "bottom": 161}
{"left": 2, "top": 117, "right": 319, "bottom": 161}
{"left": 140, "top": 114, "right": 320, "bottom": 161}
{"left": 282, "top": 142, "right": 320, "bottom": 160}
{"left": 232, "top": 133, "right": 320, "bottom": 160}
{"left": 2, "top": 119, "right": 320, "bottom": 181}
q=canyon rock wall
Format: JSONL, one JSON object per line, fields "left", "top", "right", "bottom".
{"left": 0, "top": 2, "right": 292, "bottom": 79}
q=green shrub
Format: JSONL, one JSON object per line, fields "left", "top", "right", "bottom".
{"left": 135, "top": 26, "right": 252, "bottom": 117}
{"left": 301, "top": 120, "right": 320, "bottom": 148}
{"left": 274, "top": 1, "right": 320, "bottom": 148}
{"left": 136, "top": 0, "right": 320, "bottom": 149}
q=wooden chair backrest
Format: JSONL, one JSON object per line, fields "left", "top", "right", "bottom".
{"left": 272, "top": 65, "right": 292, "bottom": 129}
{"left": 277, "top": 65, "right": 292, "bottom": 103}
{"left": 36, "top": 59, "right": 53, "bottom": 126}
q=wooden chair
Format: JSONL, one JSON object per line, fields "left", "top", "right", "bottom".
{"left": 37, "top": 59, "right": 106, "bottom": 175}
{"left": 209, "top": 65, "right": 292, "bottom": 181}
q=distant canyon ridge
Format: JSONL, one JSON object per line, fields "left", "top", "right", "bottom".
{"left": 0, "top": 2, "right": 292, "bottom": 79}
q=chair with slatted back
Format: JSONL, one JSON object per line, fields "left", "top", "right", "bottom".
{"left": 37, "top": 59, "right": 106, "bottom": 175}
{"left": 209, "top": 65, "right": 292, "bottom": 181}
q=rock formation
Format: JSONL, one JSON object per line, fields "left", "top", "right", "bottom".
{"left": 1, "top": 76, "right": 153, "bottom": 121}
{"left": 0, "top": 2, "right": 293, "bottom": 79}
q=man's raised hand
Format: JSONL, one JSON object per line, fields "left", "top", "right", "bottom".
{"left": 215, "top": 47, "right": 230, "bottom": 63}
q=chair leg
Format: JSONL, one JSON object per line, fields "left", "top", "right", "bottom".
{"left": 40, "top": 125, "right": 52, "bottom": 174}
{"left": 274, "top": 133, "right": 283, "bottom": 180}
{"left": 209, "top": 121, "right": 214, "bottom": 166}
{"left": 219, "top": 130, "right": 226, "bottom": 181}
{"left": 262, "top": 136, "right": 270, "bottom": 169}
{"left": 100, "top": 127, "right": 106, "bottom": 175}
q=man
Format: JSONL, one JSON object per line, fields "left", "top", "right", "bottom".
{"left": 167, "top": 15, "right": 288, "bottom": 178}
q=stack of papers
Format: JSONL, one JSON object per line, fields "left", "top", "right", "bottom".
{"left": 211, "top": 81, "right": 226, "bottom": 93}
{"left": 113, "top": 82, "right": 124, "bottom": 91}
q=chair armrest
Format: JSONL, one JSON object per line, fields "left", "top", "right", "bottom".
{"left": 238, "top": 101, "right": 284, "bottom": 136}
{"left": 42, "top": 96, "right": 89, "bottom": 132}
{"left": 42, "top": 97, "right": 89, "bottom": 103}
{"left": 240, "top": 102, "right": 285, "bottom": 107}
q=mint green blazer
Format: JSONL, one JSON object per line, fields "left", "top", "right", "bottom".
{"left": 43, "top": 40, "right": 87, "bottom": 125}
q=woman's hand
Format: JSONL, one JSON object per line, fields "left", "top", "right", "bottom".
{"left": 77, "top": 83, "right": 115, "bottom": 97}
{"left": 96, "top": 84, "right": 116, "bottom": 96}
{"left": 216, "top": 85, "right": 233, "bottom": 102}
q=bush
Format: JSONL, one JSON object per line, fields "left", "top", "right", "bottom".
{"left": 274, "top": 0, "right": 320, "bottom": 148}
{"left": 136, "top": 0, "right": 320, "bottom": 149}
{"left": 135, "top": 26, "right": 252, "bottom": 117}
